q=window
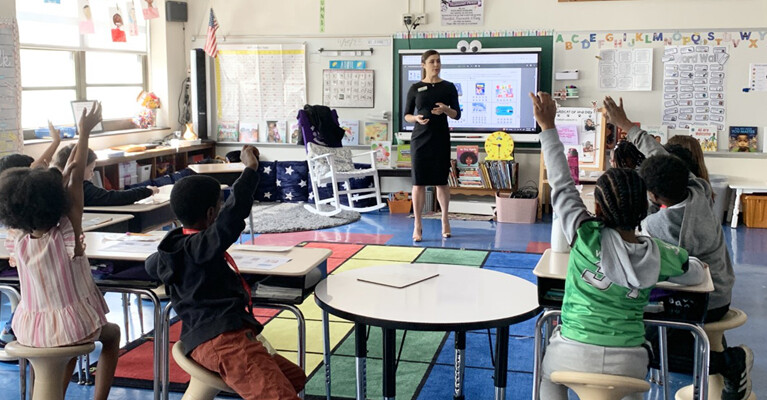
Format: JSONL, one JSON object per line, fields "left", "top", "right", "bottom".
{"left": 17, "top": 0, "right": 148, "bottom": 131}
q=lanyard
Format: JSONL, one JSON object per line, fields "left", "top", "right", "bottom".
{"left": 182, "top": 228, "right": 253, "bottom": 313}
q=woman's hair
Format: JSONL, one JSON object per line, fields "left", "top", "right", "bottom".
{"left": 594, "top": 168, "right": 648, "bottom": 231}
{"left": 459, "top": 151, "right": 477, "bottom": 165}
{"left": 53, "top": 144, "right": 97, "bottom": 170}
{"left": 666, "top": 135, "right": 709, "bottom": 182}
{"left": 612, "top": 141, "right": 646, "bottom": 169}
{"left": 420, "top": 49, "right": 440, "bottom": 79}
{"left": 0, "top": 168, "right": 69, "bottom": 233}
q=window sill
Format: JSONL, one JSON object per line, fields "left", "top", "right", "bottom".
{"left": 23, "top": 126, "right": 172, "bottom": 146}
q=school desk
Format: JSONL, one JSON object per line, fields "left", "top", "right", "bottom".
{"left": 158, "top": 244, "right": 332, "bottom": 400}
{"left": 84, "top": 200, "right": 174, "bottom": 233}
{"left": 532, "top": 249, "right": 715, "bottom": 400}
{"left": 188, "top": 162, "right": 245, "bottom": 186}
{"left": 81, "top": 212, "right": 134, "bottom": 233}
{"left": 727, "top": 179, "right": 767, "bottom": 228}
{"left": 314, "top": 263, "right": 541, "bottom": 400}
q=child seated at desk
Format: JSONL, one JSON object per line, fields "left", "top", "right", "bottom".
{"left": 604, "top": 96, "right": 753, "bottom": 400}
{"left": 0, "top": 122, "right": 65, "bottom": 347}
{"left": 0, "top": 104, "right": 121, "bottom": 400}
{"left": 53, "top": 144, "right": 159, "bottom": 206}
{"left": 530, "top": 92, "right": 706, "bottom": 400}
{"left": 144, "top": 145, "right": 305, "bottom": 399}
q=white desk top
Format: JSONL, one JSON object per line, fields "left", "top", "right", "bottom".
{"left": 533, "top": 249, "right": 714, "bottom": 293}
{"left": 82, "top": 213, "right": 134, "bottom": 232}
{"left": 728, "top": 179, "right": 767, "bottom": 189}
{"left": 1, "top": 232, "right": 330, "bottom": 277}
{"left": 315, "top": 264, "right": 540, "bottom": 330}
{"left": 188, "top": 163, "right": 246, "bottom": 174}
{"left": 84, "top": 200, "right": 169, "bottom": 213}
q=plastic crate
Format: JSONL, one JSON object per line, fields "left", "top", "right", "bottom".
{"left": 742, "top": 194, "right": 767, "bottom": 228}
{"left": 495, "top": 195, "right": 537, "bottom": 224}
{"left": 388, "top": 199, "right": 412, "bottom": 214}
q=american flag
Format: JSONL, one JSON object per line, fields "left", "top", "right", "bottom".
{"left": 204, "top": 8, "right": 219, "bottom": 58}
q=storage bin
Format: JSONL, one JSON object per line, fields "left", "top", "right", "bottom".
{"left": 742, "top": 194, "right": 767, "bottom": 228}
{"left": 495, "top": 195, "right": 537, "bottom": 224}
{"left": 388, "top": 199, "right": 412, "bottom": 214}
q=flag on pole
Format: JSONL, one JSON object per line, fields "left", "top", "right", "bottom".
{"left": 204, "top": 8, "right": 219, "bottom": 58}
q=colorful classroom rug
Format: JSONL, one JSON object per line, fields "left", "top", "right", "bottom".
{"left": 111, "top": 242, "right": 543, "bottom": 399}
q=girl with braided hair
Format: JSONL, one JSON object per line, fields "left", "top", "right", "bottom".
{"left": 611, "top": 140, "right": 646, "bottom": 170}
{"left": 530, "top": 92, "right": 706, "bottom": 400}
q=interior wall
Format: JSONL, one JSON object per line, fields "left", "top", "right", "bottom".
{"left": 0, "top": 0, "right": 15, "bottom": 18}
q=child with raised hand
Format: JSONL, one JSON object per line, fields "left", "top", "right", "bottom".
{"left": 530, "top": 92, "right": 706, "bottom": 400}
{"left": 603, "top": 96, "right": 752, "bottom": 400}
{"left": 145, "top": 145, "right": 305, "bottom": 399}
{"left": 0, "top": 103, "right": 120, "bottom": 400}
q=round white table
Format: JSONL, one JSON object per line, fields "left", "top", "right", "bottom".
{"left": 314, "top": 263, "right": 541, "bottom": 400}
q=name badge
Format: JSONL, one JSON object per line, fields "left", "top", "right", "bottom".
{"left": 417, "top": 86, "right": 428, "bottom": 92}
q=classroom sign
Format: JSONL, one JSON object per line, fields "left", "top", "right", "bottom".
{"left": 556, "top": 30, "right": 767, "bottom": 50}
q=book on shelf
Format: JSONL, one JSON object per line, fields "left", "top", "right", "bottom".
{"left": 728, "top": 126, "right": 757, "bottom": 152}
{"left": 396, "top": 144, "right": 412, "bottom": 168}
{"left": 689, "top": 125, "right": 718, "bottom": 152}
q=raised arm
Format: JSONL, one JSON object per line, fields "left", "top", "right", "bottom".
{"left": 530, "top": 92, "right": 591, "bottom": 243}
{"left": 603, "top": 96, "right": 666, "bottom": 157}
{"left": 30, "top": 121, "right": 62, "bottom": 169}
{"left": 67, "top": 102, "right": 101, "bottom": 256}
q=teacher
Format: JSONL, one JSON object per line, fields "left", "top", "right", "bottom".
{"left": 404, "top": 49, "right": 461, "bottom": 242}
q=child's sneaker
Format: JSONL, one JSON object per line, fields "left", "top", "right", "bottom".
{"left": 0, "top": 329, "right": 14, "bottom": 347}
{"left": 722, "top": 345, "right": 753, "bottom": 400}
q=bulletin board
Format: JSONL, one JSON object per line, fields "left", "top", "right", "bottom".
{"left": 553, "top": 29, "right": 767, "bottom": 151}
{"left": 554, "top": 107, "right": 606, "bottom": 172}
{"left": 392, "top": 35, "right": 554, "bottom": 147}
{"left": 322, "top": 69, "right": 375, "bottom": 108}
{"left": 209, "top": 36, "right": 392, "bottom": 145}
{"left": 0, "top": 18, "right": 21, "bottom": 156}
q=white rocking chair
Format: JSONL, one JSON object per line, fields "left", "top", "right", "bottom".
{"left": 304, "top": 143, "right": 386, "bottom": 216}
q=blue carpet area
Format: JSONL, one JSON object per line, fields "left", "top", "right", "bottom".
{"left": 417, "top": 365, "right": 534, "bottom": 400}
{"left": 484, "top": 251, "right": 543, "bottom": 270}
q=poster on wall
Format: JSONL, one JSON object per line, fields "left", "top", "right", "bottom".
{"left": 598, "top": 48, "right": 653, "bottom": 91}
{"left": 0, "top": 19, "right": 22, "bottom": 156}
{"left": 77, "top": 0, "right": 94, "bottom": 34}
{"left": 554, "top": 107, "right": 605, "bottom": 171}
{"left": 440, "top": 0, "right": 484, "bottom": 26}
{"left": 661, "top": 45, "right": 729, "bottom": 132}
{"left": 748, "top": 63, "right": 767, "bottom": 92}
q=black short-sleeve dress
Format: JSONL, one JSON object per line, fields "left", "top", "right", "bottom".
{"left": 404, "top": 80, "right": 461, "bottom": 186}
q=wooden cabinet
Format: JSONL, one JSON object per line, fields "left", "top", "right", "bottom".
{"left": 94, "top": 142, "right": 215, "bottom": 187}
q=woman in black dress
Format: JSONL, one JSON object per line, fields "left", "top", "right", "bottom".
{"left": 404, "top": 50, "right": 461, "bottom": 242}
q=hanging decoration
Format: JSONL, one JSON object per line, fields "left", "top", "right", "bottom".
{"left": 126, "top": 0, "right": 139, "bottom": 36}
{"left": 142, "top": 0, "right": 159, "bottom": 20}
{"left": 110, "top": 4, "right": 126, "bottom": 42}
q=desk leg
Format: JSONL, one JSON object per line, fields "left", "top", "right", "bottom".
{"left": 731, "top": 189, "right": 743, "bottom": 229}
{"left": 454, "top": 331, "right": 466, "bottom": 400}
{"left": 382, "top": 327, "right": 396, "bottom": 400}
{"left": 494, "top": 326, "right": 509, "bottom": 400}
{"left": 354, "top": 322, "right": 367, "bottom": 400}
{"left": 658, "top": 326, "right": 670, "bottom": 400}
{"left": 249, "top": 205, "right": 255, "bottom": 244}
{"left": 161, "top": 302, "right": 173, "bottom": 400}
{"left": 323, "top": 310, "right": 331, "bottom": 400}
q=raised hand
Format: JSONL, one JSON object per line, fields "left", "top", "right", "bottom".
{"left": 241, "top": 145, "right": 260, "bottom": 170}
{"left": 602, "top": 96, "right": 633, "bottom": 132}
{"left": 78, "top": 101, "right": 102, "bottom": 136}
{"left": 47, "top": 120, "right": 61, "bottom": 146}
{"left": 528, "top": 91, "right": 557, "bottom": 131}
{"left": 60, "top": 144, "right": 78, "bottom": 186}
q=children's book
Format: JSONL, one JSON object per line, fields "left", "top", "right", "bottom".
{"left": 288, "top": 121, "right": 302, "bottom": 144}
{"left": 239, "top": 122, "right": 259, "bottom": 143}
{"left": 644, "top": 125, "right": 669, "bottom": 145}
{"left": 395, "top": 144, "right": 412, "bottom": 168}
{"left": 728, "top": 126, "right": 757, "bottom": 152}
{"left": 363, "top": 121, "right": 388, "bottom": 144}
{"left": 217, "top": 121, "right": 239, "bottom": 142}
{"left": 339, "top": 119, "right": 360, "bottom": 146}
{"left": 689, "top": 125, "right": 718, "bottom": 152}
{"left": 456, "top": 145, "right": 480, "bottom": 168}
{"left": 370, "top": 140, "right": 392, "bottom": 169}
{"left": 265, "top": 120, "right": 286, "bottom": 143}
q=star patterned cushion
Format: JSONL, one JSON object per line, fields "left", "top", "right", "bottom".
{"left": 276, "top": 161, "right": 310, "bottom": 202}
{"left": 254, "top": 160, "right": 278, "bottom": 202}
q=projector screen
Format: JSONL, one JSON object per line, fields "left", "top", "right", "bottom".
{"left": 399, "top": 49, "right": 541, "bottom": 138}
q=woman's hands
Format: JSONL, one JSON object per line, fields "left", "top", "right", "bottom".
{"left": 431, "top": 102, "right": 451, "bottom": 116}
{"left": 414, "top": 114, "right": 430, "bottom": 125}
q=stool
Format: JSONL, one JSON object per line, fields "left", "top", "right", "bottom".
{"left": 172, "top": 341, "right": 234, "bottom": 400}
{"left": 5, "top": 341, "right": 95, "bottom": 400}
{"left": 675, "top": 308, "right": 755, "bottom": 400}
{"left": 551, "top": 371, "right": 651, "bottom": 400}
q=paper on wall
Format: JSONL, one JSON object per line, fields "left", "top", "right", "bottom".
{"left": 598, "top": 48, "right": 653, "bottom": 91}
{"left": 748, "top": 63, "right": 767, "bottom": 92}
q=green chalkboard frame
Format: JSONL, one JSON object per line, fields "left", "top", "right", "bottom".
{"left": 392, "top": 36, "right": 553, "bottom": 147}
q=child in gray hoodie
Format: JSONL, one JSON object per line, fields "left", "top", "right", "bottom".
{"left": 532, "top": 92, "right": 705, "bottom": 400}
{"left": 604, "top": 96, "right": 753, "bottom": 400}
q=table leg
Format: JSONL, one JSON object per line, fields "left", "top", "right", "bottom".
{"left": 731, "top": 189, "right": 743, "bottom": 229}
{"left": 249, "top": 206, "right": 255, "bottom": 244}
{"left": 382, "top": 327, "right": 396, "bottom": 400}
{"left": 354, "top": 322, "right": 367, "bottom": 400}
{"left": 658, "top": 326, "right": 670, "bottom": 400}
{"left": 161, "top": 302, "right": 173, "bottom": 400}
{"left": 494, "top": 326, "right": 509, "bottom": 400}
{"left": 454, "top": 331, "right": 466, "bottom": 400}
{"left": 323, "top": 310, "right": 331, "bottom": 400}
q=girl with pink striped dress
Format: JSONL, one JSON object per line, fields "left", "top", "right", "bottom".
{"left": 0, "top": 104, "right": 120, "bottom": 400}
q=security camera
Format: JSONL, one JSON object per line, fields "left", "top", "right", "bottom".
{"left": 457, "top": 40, "right": 469, "bottom": 53}
{"left": 469, "top": 40, "right": 482, "bottom": 53}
